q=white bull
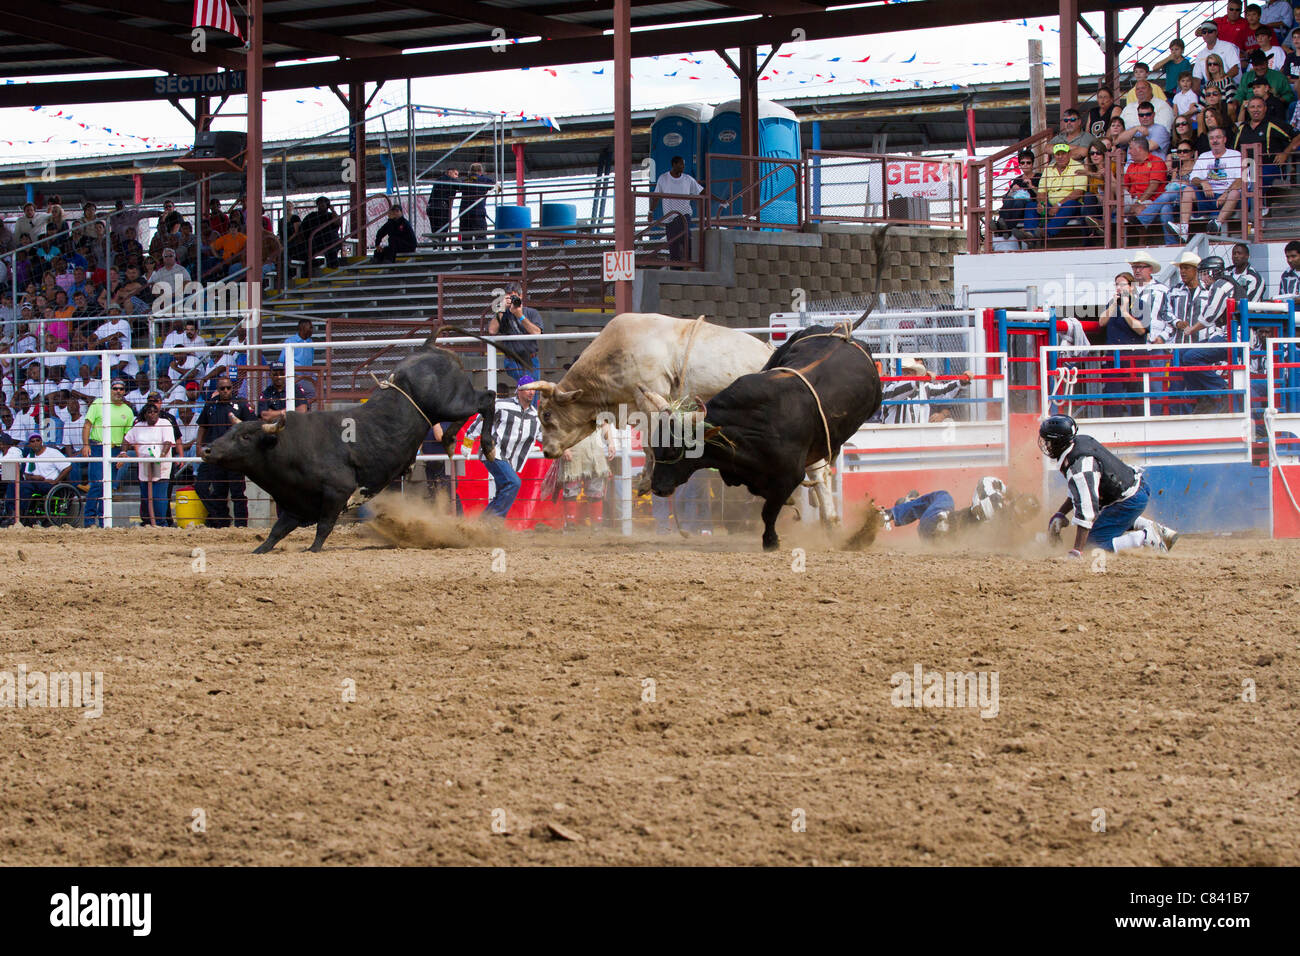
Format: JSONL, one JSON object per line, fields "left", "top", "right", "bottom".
{"left": 519, "top": 312, "right": 837, "bottom": 524}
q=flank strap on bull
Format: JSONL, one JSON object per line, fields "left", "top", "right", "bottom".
{"left": 671, "top": 315, "right": 708, "bottom": 400}
{"left": 369, "top": 371, "right": 437, "bottom": 432}
{"left": 768, "top": 364, "right": 834, "bottom": 464}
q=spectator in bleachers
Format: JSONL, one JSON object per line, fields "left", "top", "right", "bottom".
{"left": 1122, "top": 64, "right": 1169, "bottom": 105}
{"left": 173, "top": 221, "right": 198, "bottom": 268}
{"left": 1279, "top": 239, "right": 1300, "bottom": 295}
{"left": 1020, "top": 143, "right": 1090, "bottom": 241}
{"left": 1230, "top": 242, "right": 1266, "bottom": 300}
{"left": 278, "top": 318, "right": 316, "bottom": 394}
{"left": 16, "top": 433, "right": 71, "bottom": 519}
{"left": 372, "top": 204, "right": 417, "bottom": 264}
{"left": 117, "top": 225, "right": 144, "bottom": 266}
{"left": 1172, "top": 71, "right": 1200, "bottom": 124}
{"left": 1263, "top": 0, "right": 1296, "bottom": 42}
{"left": 1121, "top": 84, "right": 1175, "bottom": 142}
{"left": 112, "top": 263, "right": 152, "bottom": 315}
{"left": 210, "top": 225, "right": 247, "bottom": 278}
{"left": 257, "top": 365, "right": 311, "bottom": 419}
{"left": 148, "top": 248, "right": 190, "bottom": 299}
{"left": 1156, "top": 38, "right": 1194, "bottom": 98}
{"left": 9, "top": 390, "right": 37, "bottom": 443}
{"left": 1172, "top": 126, "right": 1245, "bottom": 239}
{"left": 997, "top": 147, "right": 1040, "bottom": 240}
{"left": 123, "top": 370, "right": 151, "bottom": 411}
{"left": 121, "top": 401, "right": 174, "bottom": 527}
{"left": 1232, "top": 49, "right": 1294, "bottom": 121}
{"left": 1284, "top": 27, "right": 1300, "bottom": 72}
{"left": 1137, "top": 139, "right": 1197, "bottom": 240}
{"left": 1242, "top": 5, "right": 1266, "bottom": 56}
{"left": 1119, "top": 136, "right": 1170, "bottom": 223}
{"left": 1049, "top": 108, "right": 1098, "bottom": 161}
{"left": 1116, "top": 102, "right": 1172, "bottom": 158}
{"left": 68, "top": 362, "right": 103, "bottom": 408}
{"left": 426, "top": 168, "right": 459, "bottom": 248}
{"left": 1217, "top": 1, "right": 1255, "bottom": 54}
{"left": 1255, "top": 25, "right": 1288, "bottom": 70}
{"left": 1085, "top": 86, "right": 1118, "bottom": 137}
{"left": 1199, "top": 52, "right": 1237, "bottom": 104}
{"left": 1235, "top": 94, "right": 1294, "bottom": 198}
{"left": 207, "top": 199, "right": 230, "bottom": 237}
{"left": 95, "top": 306, "right": 137, "bottom": 381}
{"left": 301, "top": 197, "right": 341, "bottom": 269}
{"left": 1195, "top": 100, "right": 1235, "bottom": 149}
{"left": 13, "top": 202, "right": 45, "bottom": 248}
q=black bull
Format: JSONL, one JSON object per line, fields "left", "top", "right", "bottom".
{"left": 203, "top": 339, "right": 498, "bottom": 552}
{"left": 642, "top": 326, "right": 882, "bottom": 551}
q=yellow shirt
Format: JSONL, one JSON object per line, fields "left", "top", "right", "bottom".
{"left": 1040, "top": 161, "right": 1089, "bottom": 206}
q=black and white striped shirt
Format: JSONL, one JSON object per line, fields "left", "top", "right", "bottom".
{"left": 1189, "top": 278, "right": 1234, "bottom": 341}
{"left": 1056, "top": 435, "right": 1141, "bottom": 530}
{"left": 1230, "top": 266, "right": 1264, "bottom": 302}
{"left": 469, "top": 397, "right": 541, "bottom": 472}
{"left": 881, "top": 377, "right": 963, "bottom": 424}
{"left": 1167, "top": 281, "right": 1194, "bottom": 343}
{"left": 1134, "top": 279, "right": 1171, "bottom": 341}
{"left": 1279, "top": 268, "right": 1300, "bottom": 297}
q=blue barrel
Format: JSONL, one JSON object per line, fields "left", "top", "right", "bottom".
{"left": 540, "top": 202, "right": 578, "bottom": 245}
{"left": 495, "top": 205, "right": 532, "bottom": 248}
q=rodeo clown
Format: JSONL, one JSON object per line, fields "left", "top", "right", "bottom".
{"left": 878, "top": 476, "right": 1038, "bottom": 541}
{"left": 1038, "top": 414, "right": 1179, "bottom": 556}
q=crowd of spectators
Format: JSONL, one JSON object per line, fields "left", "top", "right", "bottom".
{"left": 998, "top": 5, "right": 1300, "bottom": 245}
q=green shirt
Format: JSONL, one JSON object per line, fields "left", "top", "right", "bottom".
{"left": 84, "top": 398, "right": 135, "bottom": 445}
{"left": 1234, "top": 68, "right": 1295, "bottom": 103}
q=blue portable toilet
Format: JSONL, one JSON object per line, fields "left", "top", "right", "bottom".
{"left": 649, "top": 103, "right": 713, "bottom": 184}
{"left": 707, "top": 99, "right": 800, "bottom": 225}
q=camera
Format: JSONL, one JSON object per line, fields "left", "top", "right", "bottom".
{"left": 509, "top": 295, "right": 522, "bottom": 309}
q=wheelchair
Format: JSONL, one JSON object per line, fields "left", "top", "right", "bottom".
{"left": 20, "top": 482, "right": 85, "bottom": 527}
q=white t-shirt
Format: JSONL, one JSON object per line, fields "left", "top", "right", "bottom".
{"left": 0, "top": 445, "right": 23, "bottom": 483}
{"left": 125, "top": 388, "right": 150, "bottom": 409}
{"left": 1194, "top": 42, "right": 1242, "bottom": 81}
{"left": 162, "top": 329, "right": 189, "bottom": 351}
{"left": 654, "top": 171, "right": 704, "bottom": 218}
{"left": 24, "top": 446, "right": 69, "bottom": 482}
{"left": 64, "top": 413, "right": 85, "bottom": 440}
{"left": 1120, "top": 98, "right": 1175, "bottom": 131}
{"left": 1190, "top": 148, "right": 1245, "bottom": 194}
{"left": 124, "top": 421, "right": 174, "bottom": 480}
{"left": 95, "top": 318, "right": 138, "bottom": 376}
{"left": 178, "top": 419, "right": 199, "bottom": 454}
{"left": 41, "top": 347, "right": 68, "bottom": 372}
{"left": 1260, "top": 45, "right": 1287, "bottom": 71}
{"left": 9, "top": 411, "right": 37, "bottom": 442}
{"left": 1172, "top": 88, "right": 1200, "bottom": 116}
{"left": 71, "top": 377, "right": 104, "bottom": 402}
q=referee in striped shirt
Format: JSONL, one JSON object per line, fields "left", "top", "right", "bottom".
{"left": 469, "top": 375, "right": 542, "bottom": 519}
{"left": 1279, "top": 240, "right": 1300, "bottom": 296}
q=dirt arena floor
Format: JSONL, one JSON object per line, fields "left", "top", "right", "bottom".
{"left": 1, "top": 503, "right": 1297, "bottom": 866}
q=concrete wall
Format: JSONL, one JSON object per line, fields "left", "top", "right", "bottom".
{"left": 636, "top": 224, "right": 966, "bottom": 327}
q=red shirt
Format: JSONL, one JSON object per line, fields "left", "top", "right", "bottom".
{"left": 1123, "top": 154, "right": 1169, "bottom": 199}
{"left": 1215, "top": 16, "right": 1255, "bottom": 54}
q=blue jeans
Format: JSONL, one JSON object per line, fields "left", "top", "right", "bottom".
{"left": 82, "top": 443, "right": 122, "bottom": 527}
{"left": 483, "top": 456, "right": 521, "bottom": 518}
{"left": 1044, "top": 198, "right": 1086, "bottom": 239}
{"left": 1000, "top": 196, "right": 1035, "bottom": 229}
{"left": 652, "top": 469, "right": 711, "bottom": 533}
{"left": 1180, "top": 336, "right": 1230, "bottom": 402}
{"left": 1135, "top": 181, "right": 1185, "bottom": 231}
{"left": 1089, "top": 478, "right": 1150, "bottom": 551}
{"left": 137, "top": 479, "right": 170, "bottom": 525}
{"left": 503, "top": 354, "right": 540, "bottom": 386}
{"left": 889, "top": 490, "right": 955, "bottom": 539}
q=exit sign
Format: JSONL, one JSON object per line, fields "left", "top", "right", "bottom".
{"left": 603, "top": 250, "right": 634, "bottom": 282}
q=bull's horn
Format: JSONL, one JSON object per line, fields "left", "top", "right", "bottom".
{"left": 636, "top": 385, "right": 669, "bottom": 413}
{"left": 262, "top": 419, "right": 285, "bottom": 434}
{"left": 518, "top": 380, "right": 555, "bottom": 395}
{"left": 553, "top": 387, "right": 582, "bottom": 405}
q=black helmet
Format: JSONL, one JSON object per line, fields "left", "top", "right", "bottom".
{"left": 1038, "top": 414, "right": 1077, "bottom": 458}
{"left": 1198, "top": 255, "right": 1225, "bottom": 280}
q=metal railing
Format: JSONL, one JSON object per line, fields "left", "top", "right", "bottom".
{"left": 806, "top": 150, "right": 965, "bottom": 228}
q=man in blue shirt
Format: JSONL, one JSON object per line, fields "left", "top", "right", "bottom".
{"left": 278, "top": 319, "right": 316, "bottom": 403}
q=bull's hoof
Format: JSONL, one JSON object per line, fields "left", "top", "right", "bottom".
{"left": 762, "top": 536, "right": 779, "bottom": 552}
{"left": 252, "top": 542, "right": 274, "bottom": 554}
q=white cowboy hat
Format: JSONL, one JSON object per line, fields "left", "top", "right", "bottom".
{"left": 1173, "top": 251, "right": 1202, "bottom": 267}
{"left": 1128, "top": 250, "right": 1162, "bottom": 269}
{"left": 899, "top": 355, "right": 927, "bottom": 375}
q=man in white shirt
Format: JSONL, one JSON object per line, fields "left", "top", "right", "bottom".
{"left": 9, "top": 391, "right": 37, "bottom": 443}
{"left": 1119, "top": 81, "right": 1175, "bottom": 131}
{"left": 12, "top": 202, "right": 47, "bottom": 248}
{"left": 1174, "top": 127, "right": 1246, "bottom": 238}
{"left": 69, "top": 366, "right": 104, "bottom": 406}
{"left": 148, "top": 248, "right": 190, "bottom": 312}
{"left": 1194, "top": 21, "right": 1243, "bottom": 82}
{"left": 124, "top": 370, "right": 152, "bottom": 411}
{"left": 654, "top": 155, "right": 704, "bottom": 263}
{"left": 40, "top": 332, "right": 68, "bottom": 377}
{"left": 17, "top": 433, "right": 71, "bottom": 517}
{"left": 95, "top": 308, "right": 138, "bottom": 379}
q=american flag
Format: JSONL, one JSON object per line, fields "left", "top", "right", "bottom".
{"left": 192, "top": 0, "right": 245, "bottom": 41}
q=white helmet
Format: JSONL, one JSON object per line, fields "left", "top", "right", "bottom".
{"left": 971, "top": 476, "right": 1008, "bottom": 521}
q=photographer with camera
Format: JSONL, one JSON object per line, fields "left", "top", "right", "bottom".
{"left": 1097, "top": 271, "right": 1150, "bottom": 417}
{"left": 487, "top": 288, "right": 543, "bottom": 384}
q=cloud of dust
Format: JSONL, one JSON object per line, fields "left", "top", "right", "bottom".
{"left": 362, "top": 493, "right": 504, "bottom": 550}
{"left": 838, "top": 497, "right": 883, "bottom": 551}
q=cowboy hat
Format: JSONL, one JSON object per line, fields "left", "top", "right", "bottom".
{"left": 1128, "top": 250, "right": 1162, "bottom": 269}
{"left": 1173, "top": 251, "right": 1202, "bottom": 267}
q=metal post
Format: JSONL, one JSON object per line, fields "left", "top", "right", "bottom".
{"left": 407, "top": 79, "right": 416, "bottom": 224}
{"left": 619, "top": 430, "right": 632, "bottom": 537}
{"left": 281, "top": 153, "right": 289, "bottom": 285}
{"left": 1059, "top": 0, "right": 1079, "bottom": 113}
{"left": 100, "top": 347, "right": 113, "bottom": 528}
{"left": 286, "top": 343, "right": 295, "bottom": 412}
{"left": 613, "top": 0, "right": 633, "bottom": 313}
{"left": 245, "top": 0, "right": 264, "bottom": 372}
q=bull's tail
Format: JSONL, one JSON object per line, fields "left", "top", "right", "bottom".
{"left": 849, "top": 226, "right": 892, "bottom": 333}
{"left": 423, "top": 324, "right": 533, "bottom": 370}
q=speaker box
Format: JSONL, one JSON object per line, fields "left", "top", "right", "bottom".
{"left": 193, "top": 130, "right": 247, "bottom": 160}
